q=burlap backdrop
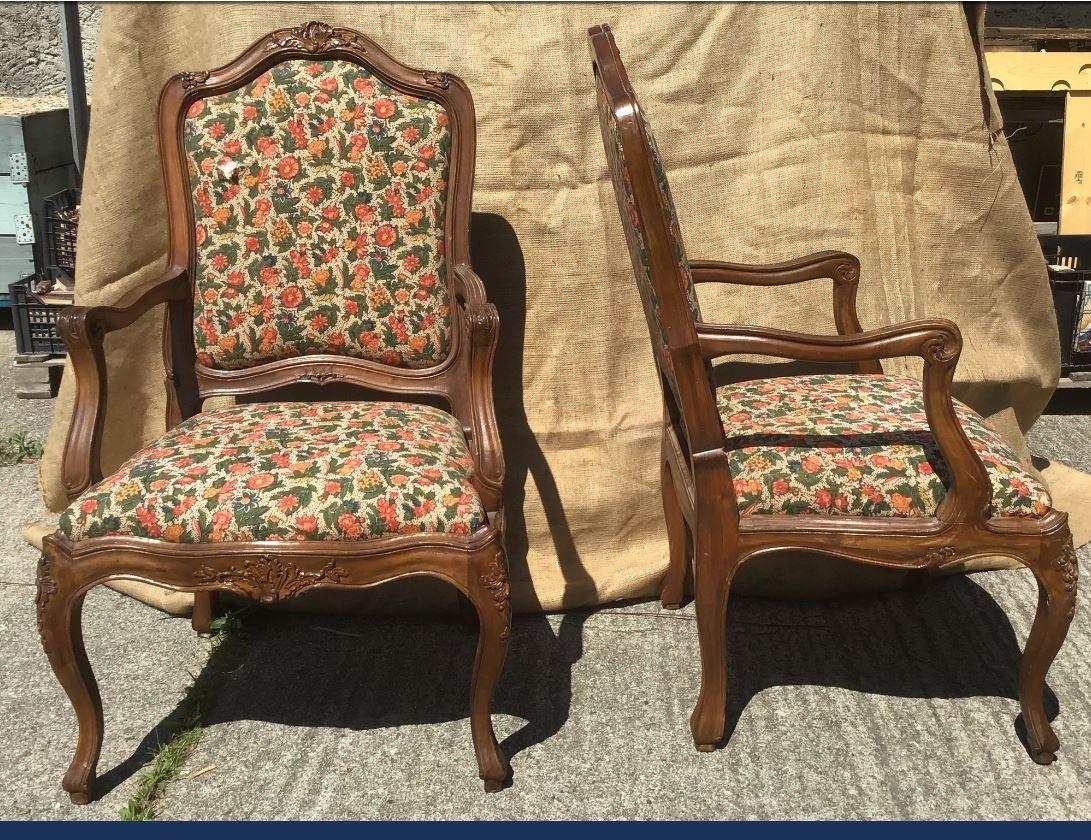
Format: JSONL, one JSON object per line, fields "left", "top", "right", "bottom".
{"left": 38, "top": 2, "right": 1091, "bottom": 611}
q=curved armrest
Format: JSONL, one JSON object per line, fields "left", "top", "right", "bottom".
{"left": 700, "top": 319, "right": 992, "bottom": 524}
{"left": 453, "top": 262, "right": 488, "bottom": 306}
{"left": 59, "top": 269, "right": 189, "bottom": 501}
{"left": 457, "top": 279, "right": 505, "bottom": 516}
{"left": 692, "top": 251, "right": 878, "bottom": 372}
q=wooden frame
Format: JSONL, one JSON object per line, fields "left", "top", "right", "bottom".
{"left": 42, "top": 21, "right": 511, "bottom": 802}
{"left": 589, "top": 23, "right": 1077, "bottom": 762}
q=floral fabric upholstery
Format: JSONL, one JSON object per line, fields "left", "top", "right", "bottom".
{"left": 184, "top": 59, "right": 452, "bottom": 370}
{"left": 717, "top": 374, "right": 1051, "bottom": 518}
{"left": 60, "top": 402, "right": 486, "bottom": 543}
{"left": 595, "top": 79, "right": 700, "bottom": 407}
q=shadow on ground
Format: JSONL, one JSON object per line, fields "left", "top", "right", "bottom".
{"left": 90, "top": 568, "right": 1054, "bottom": 798}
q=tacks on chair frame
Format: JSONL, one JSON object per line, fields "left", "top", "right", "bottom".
{"left": 41, "top": 21, "right": 511, "bottom": 802}
{"left": 588, "top": 23, "right": 1077, "bottom": 763}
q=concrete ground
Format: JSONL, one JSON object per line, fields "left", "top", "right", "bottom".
{"left": 1, "top": 334, "right": 1089, "bottom": 819}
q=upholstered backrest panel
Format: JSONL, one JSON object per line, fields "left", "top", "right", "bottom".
{"left": 594, "top": 78, "right": 700, "bottom": 406}
{"left": 184, "top": 59, "right": 452, "bottom": 370}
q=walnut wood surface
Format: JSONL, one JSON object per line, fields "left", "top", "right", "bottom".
{"left": 44, "top": 22, "right": 511, "bottom": 803}
{"left": 589, "top": 22, "right": 1076, "bottom": 764}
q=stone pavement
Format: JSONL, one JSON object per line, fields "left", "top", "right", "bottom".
{"left": 2, "top": 336, "right": 1088, "bottom": 818}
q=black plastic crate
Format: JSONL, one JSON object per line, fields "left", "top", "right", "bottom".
{"left": 9, "top": 275, "right": 65, "bottom": 356}
{"left": 44, "top": 187, "right": 79, "bottom": 283}
{"left": 1039, "top": 234, "right": 1091, "bottom": 376}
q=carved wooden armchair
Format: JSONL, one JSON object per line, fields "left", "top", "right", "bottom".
{"left": 589, "top": 24, "right": 1077, "bottom": 763}
{"left": 40, "top": 22, "right": 511, "bottom": 802}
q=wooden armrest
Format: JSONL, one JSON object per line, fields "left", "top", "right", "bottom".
{"left": 690, "top": 251, "right": 860, "bottom": 287}
{"left": 691, "top": 251, "right": 879, "bottom": 373}
{"left": 453, "top": 263, "right": 488, "bottom": 306}
{"left": 457, "top": 286, "right": 504, "bottom": 514}
{"left": 59, "top": 269, "right": 189, "bottom": 501}
{"left": 699, "top": 318, "right": 992, "bottom": 524}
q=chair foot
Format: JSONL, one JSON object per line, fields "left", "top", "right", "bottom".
{"left": 483, "top": 776, "right": 507, "bottom": 793}
{"left": 695, "top": 742, "right": 719, "bottom": 753}
{"left": 67, "top": 787, "right": 93, "bottom": 805}
{"left": 662, "top": 601, "right": 683, "bottom": 611}
{"left": 1030, "top": 748, "right": 1057, "bottom": 766}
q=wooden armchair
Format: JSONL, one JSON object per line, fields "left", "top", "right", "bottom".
{"left": 589, "top": 24, "right": 1077, "bottom": 763}
{"left": 40, "top": 22, "right": 511, "bottom": 802}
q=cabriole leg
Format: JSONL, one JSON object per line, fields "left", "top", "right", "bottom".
{"left": 689, "top": 536, "right": 734, "bottom": 751}
{"left": 36, "top": 555, "right": 103, "bottom": 804}
{"left": 1019, "top": 539, "right": 1078, "bottom": 764}
{"left": 191, "top": 591, "right": 215, "bottom": 635}
{"left": 467, "top": 549, "right": 512, "bottom": 792}
{"left": 660, "top": 455, "right": 691, "bottom": 610}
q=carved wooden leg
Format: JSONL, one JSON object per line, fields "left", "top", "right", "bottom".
{"left": 660, "top": 456, "right": 691, "bottom": 610}
{"left": 191, "top": 591, "right": 215, "bottom": 635}
{"left": 689, "top": 533, "right": 734, "bottom": 751}
{"left": 467, "top": 548, "right": 512, "bottom": 792}
{"left": 1019, "top": 540, "right": 1078, "bottom": 764}
{"left": 37, "top": 555, "right": 103, "bottom": 804}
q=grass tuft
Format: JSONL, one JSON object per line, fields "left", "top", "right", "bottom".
{"left": 0, "top": 431, "right": 43, "bottom": 466}
{"left": 119, "top": 608, "right": 249, "bottom": 821}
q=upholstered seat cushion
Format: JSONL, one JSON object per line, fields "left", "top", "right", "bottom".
{"left": 716, "top": 374, "right": 1051, "bottom": 518}
{"left": 60, "top": 402, "right": 486, "bottom": 543}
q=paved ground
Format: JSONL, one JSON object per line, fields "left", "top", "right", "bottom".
{"left": 1, "top": 340, "right": 1089, "bottom": 818}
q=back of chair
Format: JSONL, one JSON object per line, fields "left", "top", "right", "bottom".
{"left": 589, "top": 24, "right": 723, "bottom": 457}
{"left": 156, "top": 23, "right": 478, "bottom": 411}
{"left": 184, "top": 59, "right": 453, "bottom": 371}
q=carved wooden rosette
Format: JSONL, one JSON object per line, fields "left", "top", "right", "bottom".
{"left": 924, "top": 546, "right": 957, "bottom": 566}
{"left": 480, "top": 554, "right": 511, "bottom": 639}
{"left": 833, "top": 261, "right": 860, "bottom": 285}
{"left": 193, "top": 556, "right": 348, "bottom": 604}
{"left": 423, "top": 70, "right": 452, "bottom": 89}
{"left": 180, "top": 71, "right": 210, "bottom": 90}
{"left": 35, "top": 556, "right": 57, "bottom": 636}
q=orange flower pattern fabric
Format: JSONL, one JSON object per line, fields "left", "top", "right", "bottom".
{"left": 60, "top": 402, "right": 485, "bottom": 543}
{"left": 717, "top": 374, "right": 1051, "bottom": 518}
{"left": 184, "top": 59, "right": 452, "bottom": 370}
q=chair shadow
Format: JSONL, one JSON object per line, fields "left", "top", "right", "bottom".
{"left": 97, "top": 212, "right": 595, "bottom": 798}
{"left": 719, "top": 570, "right": 1057, "bottom": 756}
{"left": 95, "top": 607, "right": 589, "bottom": 799}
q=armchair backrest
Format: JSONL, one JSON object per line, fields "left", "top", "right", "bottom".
{"left": 589, "top": 24, "right": 724, "bottom": 457}
{"left": 156, "top": 22, "right": 479, "bottom": 414}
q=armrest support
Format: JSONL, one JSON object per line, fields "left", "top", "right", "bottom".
{"left": 59, "top": 269, "right": 189, "bottom": 501}
{"left": 456, "top": 268, "right": 505, "bottom": 518}
{"left": 700, "top": 319, "right": 992, "bottom": 524}
{"left": 692, "top": 251, "right": 879, "bottom": 373}
{"left": 453, "top": 262, "right": 489, "bottom": 306}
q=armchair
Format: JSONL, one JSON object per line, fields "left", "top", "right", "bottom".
{"left": 589, "top": 23, "right": 1076, "bottom": 764}
{"left": 40, "top": 22, "right": 511, "bottom": 802}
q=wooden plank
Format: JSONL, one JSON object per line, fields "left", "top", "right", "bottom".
{"left": 1060, "top": 93, "right": 1091, "bottom": 235}
{"left": 986, "top": 51, "right": 1091, "bottom": 92}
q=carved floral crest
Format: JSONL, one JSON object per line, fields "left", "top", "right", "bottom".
{"left": 194, "top": 555, "right": 348, "bottom": 603}
{"left": 268, "top": 21, "right": 366, "bottom": 53}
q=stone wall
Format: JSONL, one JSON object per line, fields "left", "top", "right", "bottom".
{"left": 0, "top": 3, "right": 100, "bottom": 97}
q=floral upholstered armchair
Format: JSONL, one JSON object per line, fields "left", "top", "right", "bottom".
{"left": 590, "top": 24, "right": 1077, "bottom": 765}
{"left": 40, "top": 22, "right": 511, "bottom": 802}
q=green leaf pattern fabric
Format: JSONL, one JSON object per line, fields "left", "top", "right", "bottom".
{"left": 717, "top": 374, "right": 1051, "bottom": 518}
{"left": 60, "top": 402, "right": 485, "bottom": 543}
{"left": 184, "top": 59, "right": 452, "bottom": 370}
